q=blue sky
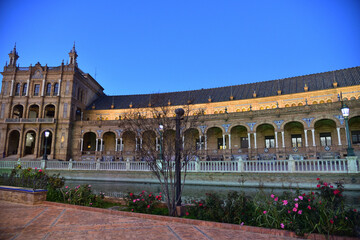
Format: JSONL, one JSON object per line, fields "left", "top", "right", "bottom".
{"left": 1, "top": 0, "right": 359, "bottom": 96}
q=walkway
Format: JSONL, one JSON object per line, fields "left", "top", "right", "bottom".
{"left": 0, "top": 201, "right": 301, "bottom": 240}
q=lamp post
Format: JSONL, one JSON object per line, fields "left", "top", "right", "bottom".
{"left": 175, "top": 108, "right": 184, "bottom": 206}
{"left": 159, "top": 124, "right": 164, "bottom": 160}
{"left": 341, "top": 103, "right": 355, "bottom": 156}
{"left": 43, "top": 131, "right": 50, "bottom": 160}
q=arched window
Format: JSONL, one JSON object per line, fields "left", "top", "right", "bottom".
{"left": 15, "top": 83, "right": 20, "bottom": 96}
{"left": 46, "top": 83, "right": 51, "bottom": 96}
{"left": 22, "top": 83, "right": 27, "bottom": 96}
{"left": 53, "top": 83, "right": 59, "bottom": 95}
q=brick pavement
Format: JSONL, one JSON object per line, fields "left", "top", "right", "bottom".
{"left": 0, "top": 201, "right": 352, "bottom": 240}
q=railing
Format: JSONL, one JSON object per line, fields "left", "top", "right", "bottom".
{"left": 4, "top": 118, "right": 55, "bottom": 123}
{"left": 0, "top": 157, "right": 358, "bottom": 173}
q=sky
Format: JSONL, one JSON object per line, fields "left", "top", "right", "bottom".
{"left": 0, "top": 0, "right": 360, "bottom": 96}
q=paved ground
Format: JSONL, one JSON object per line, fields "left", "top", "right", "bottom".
{"left": 0, "top": 201, "right": 300, "bottom": 240}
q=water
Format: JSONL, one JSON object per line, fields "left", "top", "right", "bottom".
{"left": 64, "top": 179, "right": 360, "bottom": 207}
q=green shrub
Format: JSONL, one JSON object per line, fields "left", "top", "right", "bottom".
{"left": 125, "top": 191, "right": 163, "bottom": 214}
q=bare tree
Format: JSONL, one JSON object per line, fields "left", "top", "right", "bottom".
{"left": 119, "top": 99, "right": 202, "bottom": 216}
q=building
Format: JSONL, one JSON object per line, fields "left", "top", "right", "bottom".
{"left": 1, "top": 45, "right": 359, "bottom": 161}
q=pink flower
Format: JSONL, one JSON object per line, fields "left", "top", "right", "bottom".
{"left": 263, "top": 211, "right": 267, "bottom": 214}
{"left": 240, "top": 222, "right": 244, "bottom": 226}
{"left": 131, "top": 209, "right": 134, "bottom": 212}
{"left": 142, "top": 199, "right": 144, "bottom": 201}
{"left": 316, "top": 178, "right": 320, "bottom": 181}
{"left": 130, "top": 193, "right": 133, "bottom": 196}
{"left": 288, "top": 210, "right": 291, "bottom": 213}
{"left": 35, "top": 167, "right": 37, "bottom": 170}
{"left": 298, "top": 210, "right": 302, "bottom": 214}
{"left": 294, "top": 198, "right": 298, "bottom": 202}
{"left": 149, "top": 194, "right": 152, "bottom": 197}
{"left": 89, "top": 203, "right": 92, "bottom": 205}
{"left": 186, "top": 212, "right": 189, "bottom": 216}
{"left": 330, "top": 219, "right": 334, "bottom": 224}
{"left": 280, "top": 223, "right": 285, "bottom": 229}
{"left": 147, "top": 205, "right": 150, "bottom": 208}
{"left": 271, "top": 194, "right": 275, "bottom": 198}
{"left": 38, "top": 169, "right": 42, "bottom": 172}
{"left": 274, "top": 197, "right": 278, "bottom": 202}
{"left": 298, "top": 196, "right": 303, "bottom": 200}
{"left": 295, "top": 203, "right": 298, "bottom": 208}
{"left": 317, "top": 184, "right": 320, "bottom": 188}
{"left": 293, "top": 208, "right": 297, "bottom": 212}
{"left": 88, "top": 185, "right": 91, "bottom": 187}
{"left": 307, "top": 205, "right": 311, "bottom": 210}
{"left": 199, "top": 203, "right": 203, "bottom": 207}
{"left": 65, "top": 186, "right": 68, "bottom": 189}
{"left": 282, "top": 200, "right": 288, "bottom": 205}
{"left": 137, "top": 199, "right": 140, "bottom": 201}
{"left": 324, "top": 182, "right": 328, "bottom": 187}
{"left": 133, "top": 200, "right": 136, "bottom": 203}
{"left": 333, "top": 189, "right": 340, "bottom": 195}
{"left": 330, "top": 185, "right": 333, "bottom": 188}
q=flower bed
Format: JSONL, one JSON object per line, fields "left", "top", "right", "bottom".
{"left": 0, "top": 185, "right": 47, "bottom": 205}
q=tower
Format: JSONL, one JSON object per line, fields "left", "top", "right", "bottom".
{"left": 68, "top": 42, "right": 78, "bottom": 66}
{"left": 8, "top": 43, "right": 19, "bottom": 67}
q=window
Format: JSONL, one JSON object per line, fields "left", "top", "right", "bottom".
{"left": 265, "top": 136, "right": 275, "bottom": 148}
{"left": 240, "top": 137, "right": 248, "bottom": 148}
{"left": 53, "top": 83, "right": 59, "bottom": 95}
{"left": 34, "top": 84, "right": 40, "bottom": 96}
{"left": 63, "top": 103, "right": 68, "bottom": 118}
{"left": 15, "top": 83, "right": 20, "bottom": 96}
{"left": 291, "top": 134, "right": 302, "bottom": 147}
{"left": 320, "top": 133, "right": 331, "bottom": 146}
{"left": 46, "top": 83, "right": 51, "bottom": 96}
{"left": 352, "top": 131, "right": 360, "bottom": 144}
{"left": 22, "top": 83, "right": 27, "bottom": 96}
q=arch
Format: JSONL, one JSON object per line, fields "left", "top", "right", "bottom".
{"left": 103, "top": 131, "right": 116, "bottom": 152}
{"left": 24, "top": 130, "right": 36, "bottom": 155}
{"left": 44, "top": 104, "right": 55, "bottom": 118}
{"left": 230, "top": 125, "right": 248, "bottom": 149}
{"left": 327, "top": 99, "right": 332, "bottom": 103}
{"left": 312, "top": 101, "right": 318, "bottom": 105}
{"left": 349, "top": 116, "right": 360, "bottom": 145}
{"left": 184, "top": 128, "right": 200, "bottom": 151}
{"left": 142, "top": 130, "right": 156, "bottom": 152}
{"left": 83, "top": 132, "right": 96, "bottom": 151}
{"left": 260, "top": 106, "right": 264, "bottom": 110}
{"left": 298, "top": 103, "right": 303, "bottom": 106}
{"left": 291, "top": 103, "right": 296, "bottom": 107}
{"left": 46, "top": 83, "right": 52, "bottom": 96}
{"left": 236, "top": 109, "right": 240, "bottom": 112}
{"left": 163, "top": 129, "right": 176, "bottom": 155}
{"left": 12, "top": 104, "right": 24, "bottom": 118}
{"left": 28, "top": 104, "right": 40, "bottom": 118}
{"left": 256, "top": 123, "right": 275, "bottom": 149}
{"left": 40, "top": 130, "right": 53, "bottom": 156}
{"left": 285, "top": 104, "right": 290, "bottom": 108}
{"left": 122, "top": 131, "right": 136, "bottom": 152}
{"left": 15, "top": 83, "right": 20, "bottom": 96}
{"left": 7, "top": 130, "right": 20, "bottom": 155}
{"left": 206, "top": 127, "right": 223, "bottom": 150}
{"left": 283, "top": 121, "right": 305, "bottom": 148}
{"left": 319, "top": 100, "right": 325, "bottom": 104}
{"left": 314, "top": 119, "right": 337, "bottom": 147}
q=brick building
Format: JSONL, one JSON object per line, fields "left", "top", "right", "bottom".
{"left": 1, "top": 45, "right": 359, "bottom": 161}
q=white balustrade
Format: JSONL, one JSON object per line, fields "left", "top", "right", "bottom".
{"left": 100, "top": 162, "right": 127, "bottom": 171}
{"left": 294, "top": 159, "right": 347, "bottom": 173}
{"left": 46, "top": 161, "right": 69, "bottom": 169}
{"left": 243, "top": 160, "right": 288, "bottom": 172}
{"left": 72, "top": 161, "right": 97, "bottom": 170}
{"left": 129, "top": 162, "right": 151, "bottom": 171}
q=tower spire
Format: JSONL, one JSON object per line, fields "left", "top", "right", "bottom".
{"left": 68, "top": 42, "right": 78, "bottom": 66}
{"left": 8, "top": 43, "right": 19, "bottom": 67}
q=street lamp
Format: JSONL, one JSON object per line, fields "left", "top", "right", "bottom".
{"left": 159, "top": 124, "right": 164, "bottom": 160}
{"left": 175, "top": 108, "right": 184, "bottom": 207}
{"left": 341, "top": 103, "right": 355, "bottom": 156}
{"left": 43, "top": 131, "right": 50, "bottom": 160}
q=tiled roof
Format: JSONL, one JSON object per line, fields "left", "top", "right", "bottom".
{"left": 87, "top": 66, "right": 360, "bottom": 110}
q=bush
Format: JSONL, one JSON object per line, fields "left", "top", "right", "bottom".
{"left": 125, "top": 191, "right": 163, "bottom": 214}
{"left": 63, "top": 184, "right": 105, "bottom": 207}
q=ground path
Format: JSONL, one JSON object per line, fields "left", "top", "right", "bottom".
{"left": 0, "top": 201, "right": 346, "bottom": 240}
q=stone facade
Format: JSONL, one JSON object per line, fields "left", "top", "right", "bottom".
{"left": 1, "top": 46, "right": 360, "bottom": 161}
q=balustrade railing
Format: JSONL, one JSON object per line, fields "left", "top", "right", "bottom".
{"left": 0, "top": 157, "right": 357, "bottom": 173}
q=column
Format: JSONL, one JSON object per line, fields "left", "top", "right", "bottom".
{"left": 182, "top": 136, "right": 185, "bottom": 149}
{"left": 281, "top": 131, "right": 285, "bottom": 148}
{"left": 80, "top": 138, "right": 83, "bottom": 151}
{"left": 248, "top": 133, "right": 251, "bottom": 148}
{"left": 140, "top": 137, "right": 143, "bottom": 149}
{"left": 26, "top": 79, "right": 30, "bottom": 96}
{"left": 10, "top": 80, "right": 14, "bottom": 96}
{"left": 205, "top": 135, "right": 207, "bottom": 150}
{"left": 135, "top": 137, "right": 138, "bottom": 151}
{"left": 223, "top": 134, "right": 225, "bottom": 149}
{"left": 41, "top": 79, "right": 45, "bottom": 96}
{"left": 120, "top": 138, "right": 123, "bottom": 151}
{"left": 254, "top": 133, "right": 257, "bottom": 149}
{"left": 95, "top": 139, "right": 98, "bottom": 151}
{"left": 344, "top": 127, "right": 348, "bottom": 144}
{"left": 275, "top": 132, "right": 278, "bottom": 148}
{"left": 311, "top": 129, "right": 316, "bottom": 146}
{"left": 156, "top": 137, "right": 159, "bottom": 151}
{"left": 100, "top": 138, "right": 103, "bottom": 151}
{"left": 229, "top": 134, "right": 231, "bottom": 149}
{"left": 336, "top": 127, "right": 342, "bottom": 146}
{"left": 304, "top": 129, "right": 309, "bottom": 147}
{"left": 58, "top": 79, "right": 62, "bottom": 96}
{"left": 115, "top": 138, "right": 118, "bottom": 151}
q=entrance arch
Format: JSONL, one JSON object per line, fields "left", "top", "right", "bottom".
{"left": 142, "top": 130, "right": 156, "bottom": 152}
{"left": 83, "top": 132, "right": 96, "bottom": 151}
{"left": 256, "top": 124, "right": 275, "bottom": 149}
{"left": 206, "top": 127, "right": 223, "bottom": 150}
{"left": 7, "top": 130, "right": 20, "bottom": 155}
{"left": 284, "top": 121, "right": 305, "bottom": 148}
{"left": 40, "top": 131, "right": 53, "bottom": 156}
{"left": 12, "top": 105, "right": 23, "bottom": 118}
{"left": 230, "top": 125, "right": 248, "bottom": 149}
{"left": 314, "top": 119, "right": 337, "bottom": 147}
{"left": 122, "top": 131, "right": 136, "bottom": 152}
{"left": 28, "top": 104, "right": 39, "bottom": 118}
{"left": 24, "top": 131, "right": 36, "bottom": 155}
{"left": 184, "top": 128, "right": 200, "bottom": 151}
{"left": 349, "top": 116, "right": 360, "bottom": 146}
{"left": 103, "top": 131, "right": 116, "bottom": 152}
{"left": 44, "top": 104, "right": 55, "bottom": 118}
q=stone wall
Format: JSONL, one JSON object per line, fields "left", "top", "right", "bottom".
{"left": 0, "top": 186, "right": 47, "bottom": 205}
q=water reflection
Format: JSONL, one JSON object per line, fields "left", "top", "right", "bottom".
{"left": 65, "top": 180, "right": 360, "bottom": 207}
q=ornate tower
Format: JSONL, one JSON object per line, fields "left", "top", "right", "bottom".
{"left": 8, "top": 43, "right": 19, "bottom": 67}
{"left": 68, "top": 42, "right": 78, "bottom": 66}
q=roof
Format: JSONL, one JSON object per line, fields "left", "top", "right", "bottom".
{"left": 87, "top": 66, "right": 360, "bottom": 110}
